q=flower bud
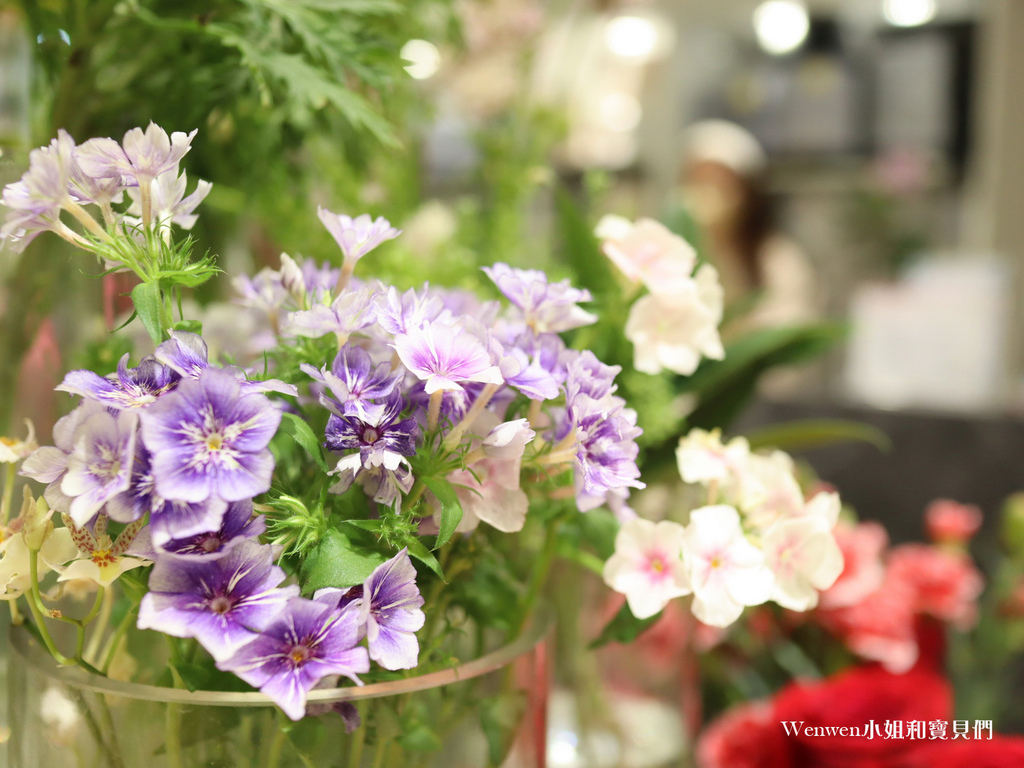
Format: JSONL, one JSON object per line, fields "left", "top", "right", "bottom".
{"left": 22, "top": 488, "right": 54, "bottom": 550}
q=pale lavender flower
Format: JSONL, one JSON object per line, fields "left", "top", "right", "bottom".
{"left": 69, "top": 160, "right": 124, "bottom": 209}
{"left": 20, "top": 401, "right": 104, "bottom": 514}
{"left": 301, "top": 345, "right": 402, "bottom": 420}
{"left": 498, "top": 346, "right": 559, "bottom": 401}
{"left": 138, "top": 540, "right": 298, "bottom": 662}
{"left": 393, "top": 323, "right": 503, "bottom": 395}
{"left": 324, "top": 393, "right": 417, "bottom": 472}
{"left": 300, "top": 259, "right": 343, "bottom": 303}
{"left": 139, "top": 368, "right": 282, "bottom": 503}
{"left": 57, "top": 354, "right": 181, "bottom": 409}
{"left": 76, "top": 123, "right": 197, "bottom": 186}
{"left": 285, "top": 285, "right": 378, "bottom": 340}
{"left": 218, "top": 598, "right": 369, "bottom": 721}
{"left": 1, "top": 130, "right": 76, "bottom": 250}
{"left": 158, "top": 500, "right": 265, "bottom": 560}
{"left": 233, "top": 268, "right": 290, "bottom": 315}
{"left": 127, "top": 168, "right": 211, "bottom": 230}
{"left": 61, "top": 409, "right": 139, "bottom": 526}
{"left": 373, "top": 285, "right": 446, "bottom": 335}
{"left": 315, "top": 548, "right": 424, "bottom": 670}
{"left": 483, "top": 263, "right": 597, "bottom": 333}
{"left": 318, "top": 208, "right": 400, "bottom": 264}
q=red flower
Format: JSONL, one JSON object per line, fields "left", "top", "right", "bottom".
{"left": 901, "top": 735, "right": 1024, "bottom": 768}
{"left": 820, "top": 521, "right": 888, "bottom": 610}
{"left": 818, "top": 581, "right": 920, "bottom": 673}
{"left": 925, "top": 500, "right": 982, "bottom": 545}
{"left": 697, "top": 701, "right": 792, "bottom": 768}
{"left": 771, "top": 665, "right": 952, "bottom": 768}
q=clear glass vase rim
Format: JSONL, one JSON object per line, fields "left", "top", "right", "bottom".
{"left": 8, "top": 604, "right": 552, "bottom": 708}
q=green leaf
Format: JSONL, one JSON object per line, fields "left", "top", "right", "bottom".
{"left": 589, "top": 601, "right": 661, "bottom": 649}
{"left": 170, "top": 661, "right": 211, "bottom": 693}
{"left": 554, "top": 186, "right": 618, "bottom": 298}
{"left": 421, "top": 476, "right": 463, "bottom": 550}
{"left": 745, "top": 419, "right": 891, "bottom": 453}
{"left": 170, "top": 319, "right": 203, "bottom": 335}
{"left": 405, "top": 538, "right": 445, "bottom": 581}
{"left": 130, "top": 282, "right": 164, "bottom": 342}
{"left": 300, "top": 528, "right": 387, "bottom": 594}
{"left": 279, "top": 412, "right": 329, "bottom": 473}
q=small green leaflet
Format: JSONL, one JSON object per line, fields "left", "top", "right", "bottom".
{"left": 421, "top": 476, "right": 463, "bottom": 550}
{"left": 131, "top": 282, "right": 164, "bottom": 342}
{"left": 299, "top": 528, "right": 387, "bottom": 594}
{"left": 278, "top": 412, "right": 329, "bottom": 473}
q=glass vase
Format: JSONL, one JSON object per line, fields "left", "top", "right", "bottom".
{"left": 6, "top": 607, "right": 551, "bottom": 768}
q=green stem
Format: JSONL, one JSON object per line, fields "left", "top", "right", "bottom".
{"left": 101, "top": 603, "right": 137, "bottom": 675}
{"left": 426, "top": 390, "right": 443, "bottom": 433}
{"left": 75, "top": 586, "right": 106, "bottom": 659}
{"left": 516, "top": 516, "right": 562, "bottom": 632}
{"left": 347, "top": 711, "right": 366, "bottom": 767}
{"left": 64, "top": 199, "right": 112, "bottom": 243}
{"left": 266, "top": 725, "right": 286, "bottom": 768}
{"left": 0, "top": 462, "right": 15, "bottom": 527}
{"left": 165, "top": 656, "right": 186, "bottom": 768}
{"left": 26, "top": 548, "right": 75, "bottom": 666}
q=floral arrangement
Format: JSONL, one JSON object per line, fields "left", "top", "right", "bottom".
{"left": 0, "top": 123, "right": 652, "bottom": 730}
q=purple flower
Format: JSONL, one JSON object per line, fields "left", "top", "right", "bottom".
{"left": 318, "top": 208, "right": 400, "bottom": 264}
{"left": 158, "top": 500, "right": 266, "bottom": 559}
{"left": 1, "top": 130, "right": 76, "bottom": 250}
{"left": 218, "top": 598, "right": 370, "bottom": 721}
{"left": 138, "top": 540, "right": 298, "bottom": 662}
{"left": 329, "top": 459, "right": 414, "bottom": 509}
{"left": 104, "top": 447, "right": 229, "bottom": 546}
{"left": 76, "top": 123, "right": 197, "bottom": 186}
{"left": 301, "top": 344, "right": 402, "bottom": 420}
{"left": 373, "top": 285, "right": 446, "bottom": 335}
{"left": 344, "top": 548, "right": 426, "bottom": 670}
{"left": 285, "top": 285, "right": 378, "bottom": 340}
{"left": 57, "top": 354, "right": 181, "bottom": 409}
{"left": 483, "top": 263, "right": 597, "bottom": 333}
{"left": 61, "top": 408, "right": 139, "bottom": 526}
{"left": 233, "top": 268, "right": 290, "bottom": 315}
{"left": 325, "top": 393, "right": 417, "bottom": 471}
{"left": 139, "top": 368, "right": 282, "bottom": 503}
{"left": 393, "top": 323, "right": 503, "bottom": 395}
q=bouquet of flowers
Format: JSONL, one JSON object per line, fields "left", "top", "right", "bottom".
{"left": 0, "top": 123, "right": 652, "bottom": 764}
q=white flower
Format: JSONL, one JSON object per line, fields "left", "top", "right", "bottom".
{"left": 739, "top": 451, "right": 806, "bottom": 530}
{"left": 676, "top": 428, "right": 751, "bottom": 489}
{"left": 682, "top": 505, "right": 773, "bottom": 627}
{"left": 762, "top": 513, "right": 844, "bottom": 611}
{"left": 317, "top": 208, "right": 401, "bottom": 265}
{"left": 596, "top": 216, "right": 698, "bottom": 298}
{"left": 624, "top": 264, "right": 725, "bottom": 376}
{"left": 603, "top": 518, "right": 691, "bottom": 619}
{"left": 0, "top": 419, "right": 37, "bottom": 463}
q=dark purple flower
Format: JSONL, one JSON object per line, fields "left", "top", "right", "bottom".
{"left": 139, "top": 368, "right": 282, "bottom": 503}
{"left": 302, "top": 344, "right": 402, "bottom": 421}
{"left": 482, "top": 263, "right": 597, "bottom": 333}
{"left": 57, "top": 354, "right": 181, "bottom": 409}
{"left": 329, "top": 459, "right": 414, "bottom": 509}
{"left": 218, "top": 597, "right": 370, "bottom": 721}
{"left": 61, "top": 408, "right": 139, "bottom": 526}
{"left": 158, "top": 500, "right": 266, "bottom": 559}
{"left": 138, "top": 540, "right": 297, "bottom": 662}
{"left": 324, "top": 393, "right": 417, "bottom": 471}
{"left": 314, "top": 550, "right": 425, "bottom": 670}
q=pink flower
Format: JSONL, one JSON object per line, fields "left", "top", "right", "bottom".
{"left": 604, "top": 518, "right": 691, "bottom": 619}
{"left": 887, "top": 544, "right": 984, "bottom": 629}
{"left": 925, "top": 499, "right": 982, "bottom": 545}
{"left": 818, "top": 521, "right": 888, "bottom": 610}
{"left": 595, "top": 216, "right": 698, "bottom": 298}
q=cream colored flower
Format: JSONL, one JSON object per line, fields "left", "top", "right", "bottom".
{"left": 0, "top": 420, "right": 37, "bottom": 463}
{"left": 55, "top": 514, "right": 149, "bottom": 588}
{"left": 625, "top": 264, "right": 725, "bottom": 376}
{"left": 596, "top": 216, "right": 697, "bottom": 298}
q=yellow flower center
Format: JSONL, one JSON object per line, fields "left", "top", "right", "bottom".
{"left": 207, "top": 434, "right": 223, "bottom": 451}
{"left": 92, "top": 549, "right": 116, "bottom": 568}
{"left": 0, "top": 437, "right": 16, "bottom": 447}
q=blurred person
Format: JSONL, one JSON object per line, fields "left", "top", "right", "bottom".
{"left": 673, "top": 120, "right": 821, "bottom": 331}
